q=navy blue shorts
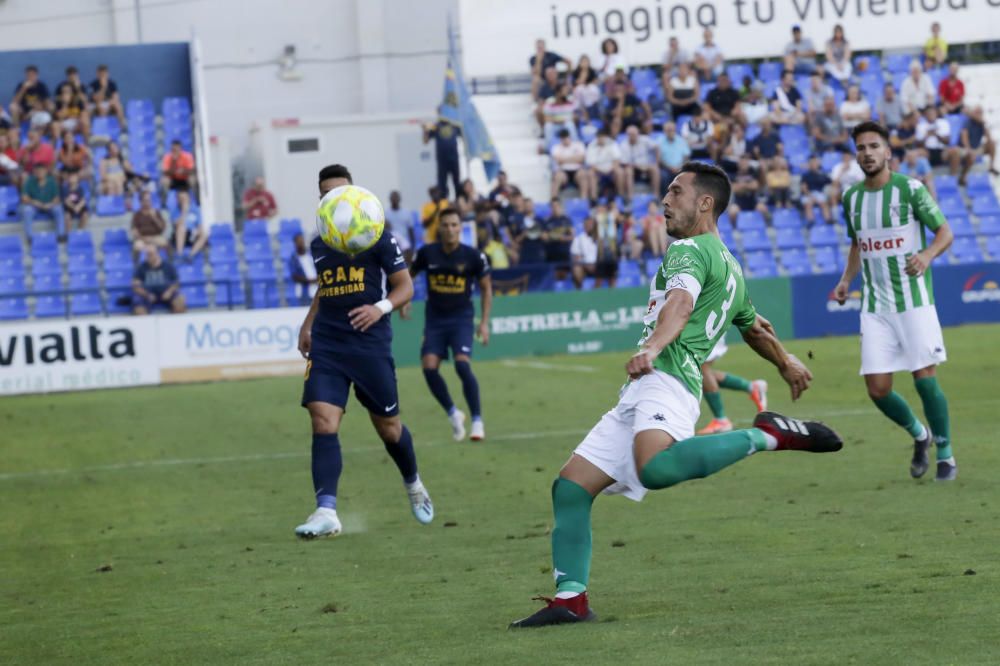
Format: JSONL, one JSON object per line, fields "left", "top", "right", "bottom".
{"left": 301, "top": 354, "right": 399, "bottom": 416}
{"left": 421, "top": 317, "right": 474, "bottom": 360}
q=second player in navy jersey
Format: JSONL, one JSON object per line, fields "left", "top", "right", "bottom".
{"left": 406, "top": 208, "right": 492, "bottom": 441}
{"left": 293, "top": 164, "right": 433, "bottom": 539}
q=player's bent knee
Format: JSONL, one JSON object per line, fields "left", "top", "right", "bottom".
{"left": 308, "top": 403, "right": 342, "bottom": 434}
{"left": 370, "top": 414, "right": 402, "bottom": 443}
{"left": 421, "top": 354, "right": 442, "bottom": 370}
{"left": 638, "top": 451, "right": 690, "bottom": 490}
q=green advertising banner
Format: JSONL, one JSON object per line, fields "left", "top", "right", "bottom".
{"left": 392, "top": 277, "right": 792, "bottom": 367}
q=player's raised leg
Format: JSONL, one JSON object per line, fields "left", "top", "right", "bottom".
{"left": 296, "top": 399, "right": 344, "bottom": 538}
{"left": 717, "top": 371, "right": 768, "bottom": 412}
{"left": 912, "top": 366, "right": 956, "bottom": 481}
{"left": 454, "top": 353, "right": 485, "bottom": 441}
{"left": 370, "top": 412, "right": 434, "bottom": 524}
{"left": 421, "top": 353, "right": 466, "bottom": 441}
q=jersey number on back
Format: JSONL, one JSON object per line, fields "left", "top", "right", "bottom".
{"left": 705, "top": 273, "right": 737, "bottom": 340}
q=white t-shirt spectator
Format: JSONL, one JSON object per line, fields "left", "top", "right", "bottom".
{"left": 384, "top": 208, "right": 413, "bottom": 251}
{"left": 599, "top": 53, "right": 628, "bottom": 78}
{"left": 682, "top": 118, "right": 714, "bottom": 151}
{"left": 551, "top": 140, "right": 586, "bottom": 171}
{"left": 570, "top": 232, "right": 597, "bottom": 264}
{"left": 618, "top": 135, "right": 658, "bottom": 167}
{"left": 695, "top": 43, "right": 723, "bottom": 68}
{"left": 573, "top": 82, "right": 602, "bottom": 110}
{"left": 830, "top": 160, "right": 864, "bottom": 190}
{"left": 296, "top": 253, "right": 319, "bottom": 298}
{"left": 585, "top": 140, "right": 622, "bottom": 173}
{"left": 839, "top": 99, "right": 871, "bottom": 129}
{"left": 900, "top": 74, "right": 936, "bottom": 114}
{"left": 916, "top": 116, "right": 951, "bottom": 150}
{"left": 744, "top": 97, "right": 770, "bottom": 124}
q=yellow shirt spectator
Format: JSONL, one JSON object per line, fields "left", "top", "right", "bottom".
{"left": 482, "top": 239, "right": 509, "bottom": 269}
{"left": 420, "top": 198, "right": 450, "bottom": 243}
{"left": 924, "top": 36, "right": 947, "bottom": 63}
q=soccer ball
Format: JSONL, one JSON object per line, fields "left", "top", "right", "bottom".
{"left": 316, "top": 185, "right": 385, "bottom": 256}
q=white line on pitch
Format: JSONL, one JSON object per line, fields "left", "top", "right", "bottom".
{"left": 501, "top": 360, "right": 597, "bottom": 373}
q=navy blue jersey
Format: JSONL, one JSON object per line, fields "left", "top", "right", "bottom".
{"left": 411, "top": 243, "right": 489, "bottom": 319}
{"left": 310, "top": 233, "right": 406, "bottom": 357}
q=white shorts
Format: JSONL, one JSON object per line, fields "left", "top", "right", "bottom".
{"left": 706, "top": 339, "right": 728, "bottom": 364}
{"left": 573, "top": 370, "right": 700, "bottom": 502}
{"left": 859, "top": 306, "right": 947, "bottom": 375}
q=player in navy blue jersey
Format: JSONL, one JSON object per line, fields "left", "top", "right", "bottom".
{"left": 294, "top": 164, "right": 433, "bottom": 538}
{"left": 406, "top": 208, "right": 492, "bottom": 441}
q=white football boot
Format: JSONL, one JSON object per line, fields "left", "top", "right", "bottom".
{"left": 407, "top": 481, "right": 434, "bottom": 525}
{"left": 449, "top": 409, "right": 467, "bottom": 441}
{"left": 294, "top": 507, "right": 342, "bottom": 539}
{"left": 470, "top": 419, "right": 485, "bottom": 441}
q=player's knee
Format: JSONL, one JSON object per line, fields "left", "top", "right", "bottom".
{"left": 454, "top": 358, "right": 473, "bottom": 377}
{"left": 866, "top": 384, "right": 892, "bottom": 401}
{"left": 638, "top": 455, "right": 688, "bottom": 490}
{"left": 372, "top": 417, "right": 402, "bottom": 443}
{"left": 309, "top": 408, "right": 341, "bottom": 435}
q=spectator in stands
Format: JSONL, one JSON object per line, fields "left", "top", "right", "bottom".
{"left": 21, "top": 164, "right": 65, "bottom": 239}
{"left": 0, "top": 134, "right": 19, "bottom": 186}
{"left": 550, "top": 128, "right": 591, "bottom": 200}
{"left": 57, "top": 131, "right": 92, "bottom": 183}
{"left": 657, "top": 121, "right": 691, "bottom": 187}
{"left": 287, "top": 231, "right": 319, "bottom": 305}
{"left": 770, "top": 71, "right": 806, "bottom": 126}
{"left": 16, "top": 128, "right": 56, "bottom": 176}
{"left": 783, "top": 25, "right": 818, "bottom": 75}
{"left": 530, "top": 39, "right": 570, "bottom": 100}
{"left": 641, "top": 199, "right": 668, "bottom": 257}
{"left": 160, "top": 139, "right": 196, "bottom": 195}
{"left": 749, "top": 118, "right": 783, "bottom": 170}
{"left": 800, "top": 155, "right": 832, "bottom": 225}
{"left": 898, "top": 149, "right": 934, "bottom": 195}
{"left": 58, "top": 66, "right": 87, "bottom": 102}
{"left": 916, "top": 106, "right": 960, "bottom": 173}
{"left": 619, "top": 210, "right": 644, "bottom": 261}
{"left": 593, "top": 201, "right": 619, "bottom": 286}
{"left": 173, "top": 191, "right": 208, "bottom": 260}
{"left": 423, "top": 113, "right": 462, "bottom": 199}
{"left": 890, "top": 111, "right": 920, "bottom": 160}
{"left": 959, "top": 105, "right": 999, "bottom": 182}
{"left": 824, "top": 25, "right": 853, "bottom": 86}
{"left": 805, "top": 72, "right": 834, "bottom": 125}
{"left": 9, "top": 65, "right": 51, "bottom": 128}
{"left": 132, "top": 243, "right": 185, "bottom": 315}
{"left": 876, "top": 83, "right": 905, "bottom": 129}
{"left": 742, "top": 81, "right": 770, "bottom": 125}
{"left": 924, "top": 22, "right": 948, "bottom": 69}
{"left": 572, "top": 54, "right": 597, "bottom": 87}
{"left": 765, "top": 156, "right": 793, "bottom": 209}
{"left": 53, "top": 83, "right": 90, "bottom": 139}
{"left": 605, "top": 78, "right": 649, "bottom": 136}
{"left": 384, "top": 190, "right": 414, "bottom": 261}
{"left": 682, "top": 106, "right": 714, "bottom": 160}
{"left": 693, "top": 28, "right": 724, "bottom": 81}
{"left": 514, "top": 197, "right": 546, "bottom": 265}
{"left": 839, "top": 85, "right": 872, "bottom": 131}
{"left": 585, "top": 128, "right": 625, "bottom": 201}
{"left": 541, "top": 83, "right": 577, "bottom": 146}
{"left": 62, "top": 172, "right": 88, "bottom": 232}
{"left": 488, "top": 170, "right": 513, "bottom": 204}
{"left": 571, "top": 59, "right": 602, "bottom": 123}
{"left": 242, "top": 176, "right": 277, "bottom": 221}
{"left": 89, "top": 64, "right": 126, "bottom": 128}
{"left": 100, "top": 142, "right": 128, "bottom": 196}
{"left": 543, "top": 198, "right": 574, "bottom": 275}
{"left": 938, "top": 62, "right": 965, "bottom": 115}
{"left": 456, "top": 179, "right": 485, "bottom": 220}
{"left": 719, "top": 121, "right": 747, "bottom": 172}
{"left": 663, "top": 36, "right": 691, "bottom": 73}
{"left": 598, "top": 38, "right": 627, "bottom": 79}
{"left": 727, "top": 154, "right": 768, "bottom": 222}
{"left": 619, "top": 125, "right": 660, "bottom": 204}
{"left": 813, "top": 97, "right": 849, "bottom": 153}
{"left": 704, "top": 72, "right": 745, "bottom": 129}
{"left": 570, "top": 216, "right": 598, "bottom": 288}
{"left": 130, "top": 191, "right": 169, "bottom": 253}
{"left": 830, "top": 149, "right": 864, "bottom": 198}
{"left": 666, "top": 61, "right": 700, "bottom": 118}
{"left": 421, "top": 185, "right": 450, "bottom": 244}
{"left": 900, "top": 60, "right": 936, "bottom": 115}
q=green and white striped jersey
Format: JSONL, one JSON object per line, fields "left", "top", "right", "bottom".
{"left": 842, "top": 172, "right": 947, "bottom": 314}
{"left": 639, "top": 234, "right": 757, "bottom": 397}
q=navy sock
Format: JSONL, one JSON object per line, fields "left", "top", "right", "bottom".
{"left": 383, "top": 425, "right": 419, "bottom": 485}
{"left": 422, "top": 367, "right": 455, "bottom": 415}
{"left": 454, "top": 360, "right": 481, "bottom": 420}
{"left": 311, "top": 433, "right": 342, "bottom": 509}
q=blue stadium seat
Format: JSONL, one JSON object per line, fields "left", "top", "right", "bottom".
{"left": 67, "top": 250, "right": 97, "bottom": 272}
{"left": 178, "top": 263, "right": 205, "bottom": 284}
{"left": 278, "top": 218, "right": 303, "bottom": 241}
{"left": 209, "top": 223, "right": 236, "bottom": 240}
{"left": 618, "top": 259, "right": 640, "bottom": 277}
{"left": 247, "top": 261, "right": 276, "bottom": 279}
{"left": 0, "top": 274, "right": 25, "bottom": 295}
{"left": 717, "top": 211, "right": 733, "bottom": 231}
{"left": 244, "top": 237, "right": 273, "bottom": 262}
{"left": 741, "top": 229, "right": 772, "bottom": 252}
{"left": 938, "top": 195, "right": 967, "bottom": 217}
{"left": 758, "top": 61, "right": 782, "bottom": 82}
{"left": 644, "top": 257, "right": 662, "bottom": 278}
{"left": 700, "top": 83, "right": 715, "bottom": 102}
{"left": 934, "top": 174, "right": 960, "bottom": 195}
{"left": 725, "top": 63, "right": 754, "bottom": 85}
{"left": 736, "top": 211, "right": 766, "bottom": 231}
{"left": 102, "top": 228, "right": 130, "bottom": 249}
{"left": 978, "top": 216, "right": 1000, "bottom": 235}
{"left": 0, "top": 186, "right": 21, "bottom": 221}
{"left": 213, "top": 277, "right": 245, "bottom": 307}
{"left": 972, "top": 196, "right": 1000, "bottom": 217}
{"left": 0, "top": 236, "right": 23, "bottom": 255}
{"left": 0, "top": 254, "right": 24, "bottom": 277}
{"left": 33, "top": 273, "right": 65, "bottom": 318}
{"left": 813, "top": 246, "right": 840, "bottom": 273}
{"left": 565, "top": 198, "right": 589, "bottom": 221}
{"left": 103, "top": 248, "right": 133, "bottom": 271}
{"left": 776, "top": 227, "right": 806, "bottom": 249}
{"left": 985, "top": 235, "right": 1000, "bottom": 259}
{"left": 0, "top": 295, "right": 28, "bottom": 320}
{"left": 105, "top": 268, "right": 133, "bottom": 288}
{"left": 533, "top": 202, "right": 552, "bottom": 220}
{"left": 809, "top": 224, "right": 840, "bottom": 248}
{"left": 721, "top": 229, "right": 738, "bottom": 253}
{"left": 126, "top": 99, "right": 155, "bottom": 117}
{"left": 886, "top": 53, "right": 913, "bottom": 74}
{"left": 749, "top": 263, "right": 779, "bottom": 278}
{"left": 965, "top": 172, "right": 994, "bottom": 194}
{"left": 30, "top": 232, "right": 58, "bottom": 253}
{"left": 821, "top": 151, "right": 841, "bottom": 173}
{"left": 853, "top": 54, "right": 881, "bottom": 73}
{"left": 91, "top": 116, "right": 121, "bottom": 142}
{"left": 772, "top": 209, "right": 803, "bottom": 229}
{"left": 412, "top": 277, "right": 427, "bottom": 301}
{"left": 946, "top": 114, "right": 965, "bottom": 147}
{"left": 209, "top": 242, "right": 238, "bottom": 264}
{"left": 783, "top": 261, "right": 812, "bottom": 276}
{"left": 617, "top": 273, "right": 644, "bottom": 288}
{"left": 96, "top": 195, "right": 127, "bottom": 217}
{"left": 181, "top": 284, "right": 209, "bottom": 309}
{"left": 581, "top": 277, "right": 596, "bottom": 290}
{"left": 552, "top": 280, "right": 573, "bottom": 292}
{"left": 31, "top": 253, "right": 61, "bottom": 276}
{"left": 949, "top": 216, "right": 975, "bottom": 237}
{"left": 744, "top": 250, "right": 774, "bottom": 268}
{"left": 69, "top": 278, "right": 102, "bottom": 315}
{"left": 630, "top": 194, "right": 655, "bottom": 217}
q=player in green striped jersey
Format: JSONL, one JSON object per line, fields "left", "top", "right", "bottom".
{"left": 511, "top": 162, "right": 843, "bottom": 629}
{"left": 834, "top": 121, "right": 957, "bottom": 481}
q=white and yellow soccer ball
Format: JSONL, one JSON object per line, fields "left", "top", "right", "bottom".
{"left": 315, "top": 185, "right": 385, "bottom": 256}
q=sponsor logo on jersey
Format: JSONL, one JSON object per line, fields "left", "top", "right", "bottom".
{"left": 318, "top": 266, "right": 365, "bottom": 297}
{"left": 858, "top": 236, "right": 907, "bottom": 254}
{"left": 826, "top": 288, "right": 863, "bottom": 312}
{"left": 961, "top": 272, "right": 1000, "bottom": 303}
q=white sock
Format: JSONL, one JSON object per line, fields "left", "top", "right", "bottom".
{"left": 914, "top": 422, "right": 929, "bottom": 441}
{"left": 762, "top": 432, "right": 779, "bottom": 450}
{"left": 939, "top": 456, "right": 956, "bottom": 465}
{"left": 554, "top": 590, "right": 580, "bottom": 599}
{"left": 405, "top": 475, "right": 423, "bottom": 491}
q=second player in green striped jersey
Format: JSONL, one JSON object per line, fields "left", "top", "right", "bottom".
{"left": 841, "top": 172, "right": 947, "bottom": 314}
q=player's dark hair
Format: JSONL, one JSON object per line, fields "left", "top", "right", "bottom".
{"left": 678, "top": 161, "right": 731, "bottom": 220}
{"left": 439, "top": 207, "right": 461, "bottom": 222}
{"left": 66, "top": 66, "right": 78, "bottom": 75}
{"left": 26, "top": 65, "right": 37, "bottom": 73}
{"left": 851, "top": 121, "right": 889, "bottom": 145}
{"left": 318, "top": 164, "right": 352, "bottom": 185}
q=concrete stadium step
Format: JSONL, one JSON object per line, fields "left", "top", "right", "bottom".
{"left": 473, "top": 93, "right": 550, "bottom": 202}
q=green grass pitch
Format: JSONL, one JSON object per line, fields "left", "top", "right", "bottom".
{"left": 2, "top": 324, "right": 999, "bottom": 665}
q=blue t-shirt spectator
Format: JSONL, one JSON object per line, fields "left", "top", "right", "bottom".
{"left": 657, "top": 133, "right": 691, "bottom": 170}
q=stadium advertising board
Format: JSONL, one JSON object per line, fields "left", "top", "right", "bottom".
{"left": 459, "top": 0, "right": 1000, "bottom": 78}
{"left": 0, "top": 316, "right": 159, "bottom": 396}
{"left": 156, "top": 308, "right": 308, "bottom": 383}
{"left": 791, "top": 273, "right": 865, "bottom": 338}
{"left": 931, "top": 262, "right": 1000, "bottom": 326}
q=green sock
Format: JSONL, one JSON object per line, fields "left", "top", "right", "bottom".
{"left": 638, "top": 429, "right": 766, "bottom": 490}
{"left": 551, "top": 478, "right": 593, "bottom": 594}
{"left": 872, "top": 392, "right": 925, "bottom": 439}
{"left": 914, "top": 377, "right": 952, "bottom": 461}
{"left": 718, "top": 373, "right": 752, "bottom": 392}
{"left": 704, "top": 391, "right": 726, "bottom": 419}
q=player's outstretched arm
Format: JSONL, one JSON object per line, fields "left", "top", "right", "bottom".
{"left": 740, "top": 314, "right": 812, "bottom": 401}
{"left": 835, "top": 240, "right": 861, "bottom": 304}
{"left": 626, "top": 289, "right": 693, "bottom": 378}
